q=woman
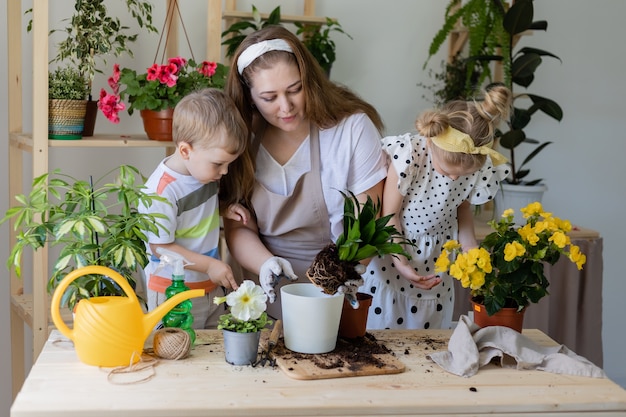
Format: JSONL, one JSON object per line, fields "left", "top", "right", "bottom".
{"left": 220, "top": 26, "right": 387, "bottom": 318}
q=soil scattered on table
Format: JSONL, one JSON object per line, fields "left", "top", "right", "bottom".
{"left": 272, "top": 332, "right": 393, "bottom": 371}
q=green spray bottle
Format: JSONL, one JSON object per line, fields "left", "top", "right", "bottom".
{"left": 155, "top": 247, "right": 196, "bottom": 344}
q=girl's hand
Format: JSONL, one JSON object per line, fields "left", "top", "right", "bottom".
{"left": 395, "top": 261, "right": 442, "bottom": 290}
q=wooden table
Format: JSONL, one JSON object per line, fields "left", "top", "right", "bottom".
{"left": 11, "top": 329, "right": 626, "bottom": 417}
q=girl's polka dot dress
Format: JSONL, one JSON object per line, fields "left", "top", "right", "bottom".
{"left": 362, "top": 133, "right": 509, "bottom": 330}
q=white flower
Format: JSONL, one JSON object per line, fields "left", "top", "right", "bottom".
{"left": 225, "top": 280, "right": 267, "bottom": 321}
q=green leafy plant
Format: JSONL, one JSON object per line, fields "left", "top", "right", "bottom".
{"left": 48, "top": 66, "right": 89, "bottom": 100}
{"left": 435, "top": 202, "right": 586, "bottom": 316}
{"left": 424, "top": 0, "right": 563, "bottom": 185}
{"left": 214, "top": 280, "right": 272, "bottom": 333}
{"left": 221, "top": 5, "right": 282, "bottom": 59}
{"left": 47, "top": 0, "right": 157, "bottom": 99}
{"left": 1, "top": 165, "right": 168, "bottom": 310}
{"left": 221, "top": 5, "right": 351, "bottom": 74}
{"left": 306, "top": 191, "right": 413, "bottom": 295}
{"left": 295, "top": 18, "right": 352, "bottom": 75}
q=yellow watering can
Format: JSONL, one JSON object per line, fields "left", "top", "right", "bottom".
{"left": 51, "top": 265, "right": 204, "bottom": 367}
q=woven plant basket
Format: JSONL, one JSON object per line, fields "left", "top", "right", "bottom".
{"left": 48, "top": 99, "right": 88, "bottom": 140}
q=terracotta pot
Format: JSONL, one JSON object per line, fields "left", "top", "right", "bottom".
{"left": 338, "top": 292, "right": 373, "bottom": 339}
{"left": 140, "top": 108, "right": 174, "bottom": 141}
{"left": 471, "top": 299, "right": 526, "bottom": 332}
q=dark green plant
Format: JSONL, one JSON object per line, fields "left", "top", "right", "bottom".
{"left": 425, "top": 0, "right": 508, "bottom": 89}
{"left": 424, "top": 0, "right": 563, "bottom": 185}
{"left": 1, "top": 165, "right": 168, "bottom": 310}
{"left": 221, "top": 5, "right": 351, "bottom": 74}
{"left": 48, "top": 66, "right": 89, "bottom": 100}
{"left": 29, "top": 0, "right": 157, "bottom": 99}
{"left": 418, "top": 53, "right": 484, "bottom": 106}
{"left": 221, "top": 5, "right": 282, "bottom": 59}
{"left": 295, "top": 18, "right": 352, "bottom": 75}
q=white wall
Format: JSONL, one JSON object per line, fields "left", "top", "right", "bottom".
{"left": 2, "top": 1, "right": 625, "bottom": 415}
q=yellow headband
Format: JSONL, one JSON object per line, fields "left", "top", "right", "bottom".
{"left": 430, "top": 127, "right": 508, "bottom": 166}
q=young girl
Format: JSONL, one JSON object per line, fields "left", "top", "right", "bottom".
{"left": 362, "top": 83, "right": 512, "bottom": 330}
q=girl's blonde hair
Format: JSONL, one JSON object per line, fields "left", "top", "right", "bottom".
{"left": 417, "top": 83, "right": 512, "bottom": 171}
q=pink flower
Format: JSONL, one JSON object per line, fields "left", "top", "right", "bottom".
{"left": 97, "top": 89, "right": 125, "bottom": 124}
{"left": 199, "top": 61, "right": 217, "bottom": 77}
{"left": 158, "top": 64, "right": 178, "bottom": 87}
{"left": 146, "top": 64, "right": 160, "bottom": 82}
{"left": 168, "top": 57, "right": 187, "bottom": 70}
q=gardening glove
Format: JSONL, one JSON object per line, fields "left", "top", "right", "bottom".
{"left": 338, "top": 264, "right": 366, "bottom": 309}
{"left": 259, "top": 256, "right": 298, "bottom": 303}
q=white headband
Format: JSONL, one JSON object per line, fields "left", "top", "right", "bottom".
{"left": 237, "top": 39, "right": 293, "bottom": 74}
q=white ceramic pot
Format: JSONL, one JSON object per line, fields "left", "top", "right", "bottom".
{"left": 493, "top": 183, "right": 547, "bottom": 224}
{"left": 280, "top": 283, "right": 344, "bottom": 354}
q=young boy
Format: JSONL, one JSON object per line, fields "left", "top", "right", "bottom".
{"left": 139, "top": 88, "right": 250, "bottom": 329}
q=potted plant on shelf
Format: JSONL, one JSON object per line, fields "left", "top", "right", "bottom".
{"left": 1, "top": 165, "right": 168, "bottom": 311}
{"left": 213, "top": 280, "right": 272, "bottom": 366}
{"left": 48, "top": 66, "right": 90, "bottom": 140}
{"left": 424, "top": 0, "right": 563, "bottom": 217}
{"left": 220, "top": 5, "right": 351, "bottom": 75}
{"left": 98, "top": 56, "right": 228, "bottom": 140}
{"left": 30, "top": 0, "right": 158, "bottom": 136}
{"left": 435, "top": 201, "right": 586, "bottom": 332}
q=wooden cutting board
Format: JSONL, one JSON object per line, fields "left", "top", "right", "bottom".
{"left": 266, "top": 333, "right": 405, "bottom": 380}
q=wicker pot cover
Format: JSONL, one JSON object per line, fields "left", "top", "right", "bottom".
{"left": 48, "top": 99, "right": 88, "bottom": 140}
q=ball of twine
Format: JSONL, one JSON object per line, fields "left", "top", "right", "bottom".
{"left": 152, "top": 328, "right": 191, "bottom": 360}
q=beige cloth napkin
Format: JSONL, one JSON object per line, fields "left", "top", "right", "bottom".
{"left": 427, "top": 315, "right": 606, "bottom": 378}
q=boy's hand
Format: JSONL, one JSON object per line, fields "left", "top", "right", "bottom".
{"left": 206, "top": 261, "right": 239, "bottom": 289}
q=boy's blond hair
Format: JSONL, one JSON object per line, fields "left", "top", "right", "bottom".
{"left": 173, "top": 88, "right": 248, "bottom": 156}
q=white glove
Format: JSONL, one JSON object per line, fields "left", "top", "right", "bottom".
{"left": 338, "top": 263, "right": 366, "bottom": 309}
{"left": 259, "top": 256, "right": 298, "bottom": 303}
{"left": 338, "top": 278, "right": 364, "bottom": 309}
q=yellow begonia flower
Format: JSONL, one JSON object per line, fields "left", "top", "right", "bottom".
{"left": 443, "top": 240, "right": 461, "bottom": 251}
{"left": 469, "top": 270, "right": 485, "bottom": 290}
{"left": 521, "top": 201, "right": 543, "bottom": 218}
{"left": 518, "top": 224, "right": 539, "bottom": 246}
{"left": 502, "top": 208, "right": 514, "bottom": 218}
{"left": 569, "top": 245, "right": 587, "bottom": 270}
{"left": 450, "top": 263, "right": 464, "bottom": 281}
{"left": 476, "top": 247, "right": 493, "bottom": 273}
{"left": 534, "top": 221, "right": 549, "bottom": 234}
{"left": 549, "top": 231, "right": 569, "bottom": 249}
{"left": 557, "top": 218, "right": 572, "bottom": 233}
{"left": 504, "top": 241, "right": 526, "bottom": 261}
{"left": 435, "top": 250, "right": 450, "bottom": 273}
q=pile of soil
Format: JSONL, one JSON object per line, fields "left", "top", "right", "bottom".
{"left": 272, "top": 333, "right": 394, "bottom": 372}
